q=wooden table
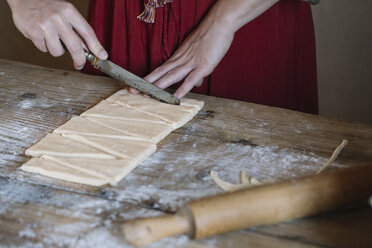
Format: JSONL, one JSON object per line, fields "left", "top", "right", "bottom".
{"left": 0, "top": 59, "right": 371, "bottom": 248}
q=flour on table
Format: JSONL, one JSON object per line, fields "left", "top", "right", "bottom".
{"left": 20, "top": 88, "right": 204, "bottom": 186}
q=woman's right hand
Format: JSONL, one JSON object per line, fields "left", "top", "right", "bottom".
{"left": 6, "top": 0, "right": 107, "bottom": 70}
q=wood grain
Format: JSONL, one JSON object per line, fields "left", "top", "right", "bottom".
{"left": 1, "top": 59, "right": 371, "bottom": 247}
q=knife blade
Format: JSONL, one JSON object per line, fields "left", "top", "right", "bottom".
{"left": 85, "top": 51, "right": 180, "bottom": 105}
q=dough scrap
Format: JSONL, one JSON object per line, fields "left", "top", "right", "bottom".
{"left": 21, "top": 89, "right": 204, "bottom": 186}
{"left": 211, "top": 139, "right": 349, "bottom": 192}
{"left": 211, "top": 170, "right": 274, "bottom": 192}
{"left": 317, "top": 139, "right": 348, "bottom": 174}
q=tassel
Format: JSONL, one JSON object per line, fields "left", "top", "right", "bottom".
{"left": 138, "top": 0, "right": 174, "bottom": 23}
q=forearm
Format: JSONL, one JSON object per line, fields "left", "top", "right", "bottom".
{"left": 209, "top": 0, "right": 279, "bottom": 33}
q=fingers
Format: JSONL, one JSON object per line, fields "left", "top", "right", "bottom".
{"left": 174, "top": 69, "right": 205, "bottom": 99}
{"left": 145, "top": 60, "right": 183, "bottom": 84}
{"left": 129, "top": 88, "right": 139, "bottom": 94}
{"left": 152, "top": 64, "right": 193, "bottom": 89}
{"left": 31, "top": 38, "right": 48, "bottom": 53}
{"left": 69, "top": 9, "right": 108, "bottom": 60}
{"left": 59, "top": 24, "right": 86, "bottom": 70}
{"left": 44, "top": 31, "right": 65, "bottom": 57}
{"left": 12, "top": 0, "right": 106, "bottom": 70}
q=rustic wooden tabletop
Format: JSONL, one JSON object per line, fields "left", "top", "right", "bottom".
{"left": 0, "top": 59, "right": 371, "bottom": 248}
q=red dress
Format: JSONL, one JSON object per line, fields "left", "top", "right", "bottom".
{"left": 86, "top": 0, "right": 318, "bottom": 114}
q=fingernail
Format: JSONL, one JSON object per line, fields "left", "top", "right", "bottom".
{"left": 100, "top": 50, "right": 108, "bottom": 59}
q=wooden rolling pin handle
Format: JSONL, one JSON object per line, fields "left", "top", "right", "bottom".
{"left": 123, "top": 164, "right": 372, "bottom": 246}
{"left": 189, "top": 164, "right": 372, "bottom": 239}
{"left": 122, "top": 209, "right": 194, "bottom": 247}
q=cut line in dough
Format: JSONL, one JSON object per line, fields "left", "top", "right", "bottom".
{"left": 62, "top": 133, "right": 156, "bottom": 163}
{"left": 42, "top": 155, "right": 139, "bottom": 185}
{"left": 25, "top": 133, "right": 115, "bottom": 159}
{"left": 54, "top": 116, "right": 144, "bottom": 141}
{"left": 85, "top": 116, "right": 173, "bottom": 143}
{"left": 21, "top": 157, "right": 110, "bottom": 186}
{"left": 108, "top": 89, "right": 204, "bottom": 129}
{"left": 81, "top": 100, "right": 168, "bottom": 125}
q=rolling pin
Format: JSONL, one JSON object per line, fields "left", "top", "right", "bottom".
{"left": 123, "top": 164, "right": 372, "bottom": 246}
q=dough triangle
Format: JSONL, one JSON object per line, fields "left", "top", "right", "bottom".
{"left": 106, "top": 89, "right": 203, "bottom": 129}
{"left": 53, "top": 116, "right": 144, "bottom": 141}
{"left": 81, "top": 100, "right": 168, "bottom": 125}
{"left": 21, "top": 157, "right": 110, "bottom": 186}
{"left": 85, "top": 116, "right": 172, "bottom": 143}
{"left": 62, "top": 133, "right": 156, "bottom": 163}
{"left": 25, "top": 133, "right": 115, "bottom": 159}
{"left": 41, "top": 155, "right": 138, "bottom": 185}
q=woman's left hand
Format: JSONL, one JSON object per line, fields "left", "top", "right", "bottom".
{"left": 131, "top": 9, "right": 235, "bottom": 99}
{"left": 130, "top": 0, "right": 279, "bottom": 99}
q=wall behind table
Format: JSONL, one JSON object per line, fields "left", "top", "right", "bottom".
{"left": 0, "top": 0, "right": 89, "bottom": 71}
{"left": 1, "top": 1, "right": 371, "bottom": 124}
{"left": 312, "top": 1, "right": 372, "bottom": 124}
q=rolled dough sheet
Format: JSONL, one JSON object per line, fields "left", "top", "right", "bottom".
{"left": 62, "top": 133, "right": 156, "bottom": 163}
{"left": 54, "top": 116, "right": 144, "bottom": 141}
{"left": 21, "top": 157, "right": 110, "bottom": 186}
{"left": 25, "top": 133, "right": 115, "bottom": 159}
{"left": 81, "top": 100, "right": 169, "bottom": 125}
{"left": 107, "top": 89, "right": 204, "bottom": 129}
{"left": 21, "top": 89, "right": 204, "bottom": 186}
{"left": 85, "top": 116, "right": 172, "bottom": 143}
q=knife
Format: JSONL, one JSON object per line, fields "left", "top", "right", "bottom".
{"left": 84, "top": 51, "right": 180, "bottom": 105}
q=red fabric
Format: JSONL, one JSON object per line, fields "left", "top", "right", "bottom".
{"left": 86, "top": 0, "right": 318, "bottom": 114}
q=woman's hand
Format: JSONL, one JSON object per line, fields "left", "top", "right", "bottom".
{"left": 141, "top": 12, "right": 235, "bottom": 99}
{"left": 136, "top": 0, "right": 278, "bottom": 98}
{"left": 7, "top": 0, "right": 107, "bottom": 70}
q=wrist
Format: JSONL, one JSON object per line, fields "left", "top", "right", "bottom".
{"left": 209, "top": 0, "right": 246, "bottom": 34}
{"left": 204, "top": 2, "right": 238, "bottom": 38}
{"left": 208, "top": 0, "right": 280, "bottom": 33}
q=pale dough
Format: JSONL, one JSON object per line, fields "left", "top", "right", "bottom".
{"left": 85, "top": 116, "right": 173, "bottom": 143}
{"left": 23, "top": 156, "right": 139, "bottom": 186}
{"left": 42, "top": 155, "right": 138, "bottom": 185}
{"left": 62, "top": 133, "right": 156, "bottom": 163}
{"left": 20, "top": 89, "right": 204, "bottom": 186}
{"left": 54, "top": 116, "right": 143, "bottom": 141}
{"left": 21, "top": 157, "right": 110, "bottom": 186}
{"left": 107, "top": 89, "right": 204, "bottom": 129}
{"left": 25, "top": 133, "right": 115, "bottom": 159}
{"left": 210, "top": 170, "right": 274, "bottom": 192}
{"left": 81, "top": 100, "right": 168, "bottom": 125}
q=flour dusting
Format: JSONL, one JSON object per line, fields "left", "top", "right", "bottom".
{"left": 105, "top": 130, "right": 345, "bottom": 212}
